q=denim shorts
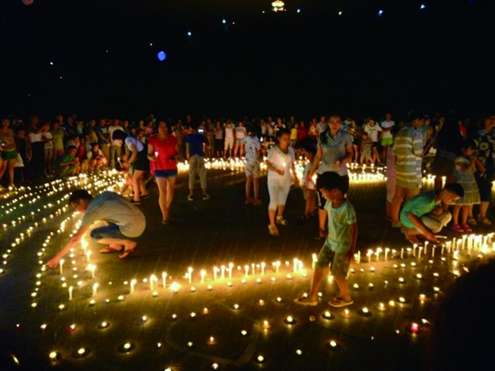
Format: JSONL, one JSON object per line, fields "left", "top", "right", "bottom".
{"left": 155, "top": 169, "right": 178, "bottom": 178}
{"left": 90, "top": 224, "right": 126, "bottom": 240}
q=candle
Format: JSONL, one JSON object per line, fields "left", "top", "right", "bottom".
{"left": 130, "top": 278, "right": 137, "bottom": 294}
{"left": 228, "top": 262, "right": 234, "bottom": 280}
{"left": 187, "top": 267, "right": 193, "bottom": 285}
{"left": 87, "top": 263, "right": 96, "bottom": 279}
{"left": 92, "top": 282, "right": 99, "bottom": 297}
{"left": 260, "top": 262, "right": 266, "bottom": 275}
{"left": 213, "top": 266, "right": 219, "bottom": 281}
{"left": 149, "top": 274, "right": 158, "bottom": 291}
{"left": 68, "top": 286, "right": 73, "bottom": 301}
{"left": 400, "top": 248, "right": 404, "bottom": 259}
{"left": 244, "top": 265, "right": 249, "bottom": 278}
{"left": 161, "top": 272, "right": 167, "bottom": 288}
{"left": 220, "top": 265, "right": 225, "bottom": 280}
{"left": 59, "top": 259, "right": 65, "bottom": 274}
{"left": 200, "top": 269, "right": 206, "bottom": 284}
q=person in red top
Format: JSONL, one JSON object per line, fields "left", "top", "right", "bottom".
{"left": 148, "top": 121, "right": 178, "bottom": 224}
{"left": 297, "top": 121, "right": 308, "bottom": 142}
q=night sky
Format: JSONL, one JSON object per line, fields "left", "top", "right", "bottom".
{"left": 1, "top": 0, "right": 493, "bottom": 119}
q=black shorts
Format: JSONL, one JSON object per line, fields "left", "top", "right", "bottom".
{"left": 476, "top": 174, "right": 492, "bottom": 202}
{"left": 317, "top": 174, "right": 350, "bottom": 209}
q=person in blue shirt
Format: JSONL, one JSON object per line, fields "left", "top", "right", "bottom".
{"left": 295, "top": 171, "right": 357, "bottom": 308}
{"left": 400, "top": 183, "right": 464, "bottom": 244}
{"left": 184, "top": 124, "right": 210, "bottom": 201}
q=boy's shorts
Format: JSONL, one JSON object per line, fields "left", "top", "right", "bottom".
{"left": 90, "top": 223, "right": 127, "bottom": 240}
{"left": 316, "top": 243, "right": 350, "bottom": 278}
{"left": 245, "top": 162, "right": 260, "bottom": 178}
{"left": 381, "top": 137, "right": 393, "bottom": 146}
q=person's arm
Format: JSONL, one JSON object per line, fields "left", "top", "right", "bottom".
{"left": 474, "top": 157, "right": 486, "bottom": 174}
{"left": 339, "top": 142, "right": 354, "bottom": 165}
{"left": 147, "top": 143, "right": 157, "bottom": 161}
{"left": 407, "top": 212, "right": 438, "bottom": 243}
{"left": 346, "top": 223, "right": 358, "bottom": 260}
{"left": 127, "top": 144, "right": 138, "bottom": 164}
{"left": 46, "top": 224, "right": 90, "bottom": 268}
{"left": 307, "top": 145, "right": 323, "bottom": 179}
{"left": 291, "top": 161, "right": 299, "bottom": 186}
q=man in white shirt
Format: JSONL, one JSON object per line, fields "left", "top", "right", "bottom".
{"left": 243, "top": 126, "right": 261, "bottom": 205}
{"left": 381, "top": 112, "right": 396, "bottom": 159}
{"left": 108, "top": 120, "right": 124, "bottom": 169}
{"left": 363, "top": 119, "right": 382, "bottom": 163}
{"left": 224, "top": 121, "right": 234, "bottom": 158}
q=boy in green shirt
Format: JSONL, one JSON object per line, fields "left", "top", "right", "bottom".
{"left": 400, "top": 183, "right": 464, "bottom": 244}
{"left": 295, "top": 171, "right": 357, "bottom": 308}
{"left": 59, "top": 145, "right": 79, "bottom": 176}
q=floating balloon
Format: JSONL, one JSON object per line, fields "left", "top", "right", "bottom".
{"left": 157, "top": 51, "right": 167, "bottom": 62}
{"left": 22, "top": 0, "right": 34, "bottom": 6}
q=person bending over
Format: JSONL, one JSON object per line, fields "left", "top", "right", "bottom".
{"left": 47, "top": 189, "right": 146, "bottom": 268}
{"left": 400, "top": 183, "right": 463, "bottom": 244}
{"left": 295, "top": 171, "right": 357, "bottom": 308}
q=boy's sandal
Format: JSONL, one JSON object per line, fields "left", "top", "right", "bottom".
{"left": 294, "top": 296, "right": 318, "bottom": 306}
{"left": 99, "top": 247, "right": 123, "bottom": 254}
{"left": 329, "top": 297, "right": 354, "bottom": 308}
{"left": 268, "top": 224, "right": 279, "bottom": 237}
{"left": 480, "top": 218, "right": 492, "bottom": 226}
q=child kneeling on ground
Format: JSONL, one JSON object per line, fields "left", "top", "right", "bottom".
{"left": 295, "top": 171, "right": 357, "bottom": 308}
{"left": 400, "top": 183, "right": 464, "bottom": 244}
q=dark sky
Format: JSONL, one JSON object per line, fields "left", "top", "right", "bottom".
{"left": 1, "top": 0, "right": 494, "bottom": 119}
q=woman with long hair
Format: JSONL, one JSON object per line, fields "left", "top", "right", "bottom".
{"left": 148, "top": 121, "right": 178, "bottom": 224}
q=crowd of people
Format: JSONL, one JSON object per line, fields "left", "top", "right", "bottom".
{"left": 30, "top": 111, "right": 494, "bottom": 309}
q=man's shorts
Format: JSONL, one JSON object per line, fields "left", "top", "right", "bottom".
{"left": 316, "top": 243, "right": 350, "bottom": 278}
{"left": 2, "top": 150, "right": 17, "bottom": 160}
{"left": 90, "top": 223, "right": 127, "bottom": 240}
{"left": 245, "top": 162, "right": 260, "bottom": 178}
{"left": 381, "top": 137, "right": 393, "bottom": 146}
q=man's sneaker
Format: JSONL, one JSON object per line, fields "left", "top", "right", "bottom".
{"left": 294, "top": 296, "right": 318, "bottom": 306}
{"left": 187, "top": 194, "right": 194, "bottom": 202}
{"left": 202, "top": 193, "right": 210, "bottom": 201}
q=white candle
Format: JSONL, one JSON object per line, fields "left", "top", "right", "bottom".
{"left": 244, "top": 265, "right": 249, "bottom": 278}
{"left": 59, "top": 259, "right": 65, "bottom": 274}
{"left": 161, "top": 272, "right": 167, "bottom": 288}
{"left": 130, "top": 278, "right": 137, "bottom": 294}
{"left": 213, "top": 266, "right": 218, "bottom": 281}
{"left": 200, "top": 269, "right": 206, "bottom": 284}
{"left": 187, "top": 267, "right": 193, "bottom": 285}
{"left": 68, "top": 286, "right": 73, "bottom": 301}
{"left": 92, "top": 282, "right": 99, "bottom": 297}
{"left": 220, "top": 265, "right": 225, "bottom": 280}
{"left": 260, "top": 262, "right": 266, "bottom": 275}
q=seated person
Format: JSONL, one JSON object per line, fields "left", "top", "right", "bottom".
{"left": 46, "top": 189, "right": 146, "bottom": 268}
{"left": 400, "top": 183, "right": 464, "bottom": 244}
{"left": 59, "top": 145, "right": 80, "bottom": 176}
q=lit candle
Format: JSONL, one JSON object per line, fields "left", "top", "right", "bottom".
{"left": 59, "top": 259, "right": 65, "bottom": 274}
{"left": 68, "top": 286, "right": 73, "bottom": 301}
{"left": 244, "top": 265, "right": 249, "bottom": 278}
{"left": 92, "top": 282, "right": 99, "bottom": 297}
{"left": 200, "top": 269, "right": 206, "bottom": 284}
{"left": 187, "top": 267, "right": 193, "bottom": 285}
{"left": 161, "top": 272, "right": 167, "bottom": 288}
{"left": 213, "top": 266, "right": 219, "bottom": 281}
{"left": 130, "top": 278, "right": 137, "bottom": 294}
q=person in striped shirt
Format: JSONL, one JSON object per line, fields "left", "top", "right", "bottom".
{"left": 390, "top": 114, "right": 427, "bottom": 227}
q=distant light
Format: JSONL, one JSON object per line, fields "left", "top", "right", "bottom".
{"left": 296, "top": 8, "right": 301, "bottom": 14}
{"left": 104, "top": 49, "right": 109, "bottom": 54}
{"left": 58, "top": 75, "right": 63, "bottom": 80}
{"left": 157, "top": 51, "right": 167, "bottom": 62}
{"left": 222, "top": 18, "right": 227, "bottom": 24}
{"left": 338, "top": 10, "right": 343, "bottom": 16}
{"left": 149, "top": 42, "right": 153, "bottom": 47}
{"left": 49, "top": 61, "right": 54, "bottom": 66}
{"left": 187, "top": 31, "right": 192, "bottom": 37}
{"left": 420, "top": 4, "right": 426, "bottom": 10}
{"left": 378, "top": 9, "right": 384, "bottom": 16}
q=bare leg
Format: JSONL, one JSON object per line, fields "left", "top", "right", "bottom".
{"left": 461, "top": 206, "right": 470, "bottom": 226}
{"left": 96, "top": 237, "right": 136, "bottom": 258}
{"left": 452, "top": 205, "right": 461, "bottom": 225}
{"left": 390, "top": 188, "right": 405, "bottom": 225}
{"left": 156, "top": 178, "right": 169, "bottom": 222}
{"left": 268, "top": 208, "right": 277, "bottom": 227}
{"left": 308, "top": 266, "right": 329, "bottom": 301}
{"left": 480, "top": 201, "right": 490, "bottom": 219}
{"left": 7, "top": 159, "right": 15, "bottom": 187}
{"left": 334, "top": 275, "right": 351, "bottom": 301}
{"left": 277, "top": 205, "right": 286, "bottom": 220}
{"left": 253, "top": 177, "right": 260, "bottom": 202}
{"left": 165, "top": 177, "right": 176, "bottom": 220}
{"left": 245, "top": 175, "right": 252, "bottom": 203}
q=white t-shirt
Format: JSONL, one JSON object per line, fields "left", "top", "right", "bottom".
{"left": 243, "top": 136, "right": 260, "bottom": 164}
{"left": 43, "top": 132, "right": 53, "bottom": 149}
{"left": 125, "top": 137, "right": 144, "bottom": 153}
{"left": 235, "top": 126, "right": 247, "bottom": 140}
{"left": 267, "top": 146, "right": 295, "bottom": 183}
{"left": 29, "top": 132, "right": 43, "bottom": 143}
{"left": 364, "top": 124, "right": 382, "bottom": 143}
{"left": 381, "top": 120, "right": 395, "bottom": 139}
{"left": 225, "top": 125, "right": 234, "bottom": 140}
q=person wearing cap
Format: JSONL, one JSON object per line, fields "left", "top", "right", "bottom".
{"left": 400, "top": 183, "right": 464, "bottom": 244}
{"left": 390, "top": 114, "right": 427, "bottom": 227}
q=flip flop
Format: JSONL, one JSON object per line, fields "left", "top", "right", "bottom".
{"left": 99, "top": 247, "right": 121, "bottom": 254}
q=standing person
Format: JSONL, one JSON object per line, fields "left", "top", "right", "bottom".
{"left": 214, "top": 121, "right": 224, "bottom": 157}
{"left": 266, "top": 129, "right": 298, "bottom": 236}
{"left": 451, "top": 141, "right": 482, "bottom": 232}
{"left": 41, "top": 122, "right": 54, "bottom": 176}
{"left": 52, "top": 121, "right": 65, "bottom": 159}
{"left": 14, "top": 127, "right": 30, "bottom": 184}
{"left": 46, "top": 189, "right": 146, "bottom": 268}
{"left": 385, "top": 145, "right": 396, "bottom": 220}
{"left": 380, "top": 113, "right": 395, "bottom": 160}
{"left": 295, "top": 171, "right": 357, "bottom": 308}
{"left": 108, "top": 120, "right": 124, "bottom": 169}
{"left": 317, "top": 116, "right": 327, "bottom": 134}
{"left": 243, "top": 125, "right": 262, "bottom": 205}
{"left": 148, "top": 121, "right": 178, "bottom": 224}
{"left": 184, "top": 124, "right": 210, "bottom": 201}
{"left": 290, "top": 123, "right": 298, "bottom": 146}
{"left": 0, "top": 119, "right": 17, "bottom": 187}
{"left": 363, "top": 118, "right": 382, "bottom": 164}
{"left": 224, "top": 121, "right": 235, "bottom": 158}
{"left": 430, "top": 116, "right": 464, "bottom": 191}
{"left": 28, "top": 122, "right": 45, "bottom": 180}
{"left": 301, "top": 143, "right": 317, "bottom": 220}
{"left": 297, "top": 121, "right": 308, "bottom": 143}
{"left": 234, "top": 122, "right": 247, "bottom": 157}
{"left": 473, "top": 115, "right": 495, "bottom": 226}
{"left": 390, "top": 114, "right": 427, "bottom": 227}
{"left": 119, "top": 129, "right": 150, "bottom": 204}
{"left": 307, "top": 115, "right": 353, "bottom": 239}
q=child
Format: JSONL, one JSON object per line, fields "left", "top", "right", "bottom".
{"left": 243, "top": 125, "right": 261, "bottom": 205}
{"left": 59, "top": 145, "right": 80, "bottom": 177}
{"left": 301, "top": 144, "right": 317, "bottom": 219}
{"left": 385, "top": 145, "right": 396, "bottom": 220}
{"left": 266, "top": 128, "right": 298, "bottom": 236}
{"left": 295, "top": 171, "right": 357, "bottom": 308}
{"left": 451, "top": 141, "right": 481, "bottom": 233}
{"left": 359, "top": 131, "right": 373, "bottom": 165}
{"left": 363, "top": 119, "right": 382, "bottom": 163}
{"left": 400, "top": 183, "right": 464, "bottom": 244}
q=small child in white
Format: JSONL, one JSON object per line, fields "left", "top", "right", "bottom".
{"left": 295, "top": 172, "right": 357, "bottom": 308}
{"left": 243, "top": 125, "right": 262, "bottom": 205}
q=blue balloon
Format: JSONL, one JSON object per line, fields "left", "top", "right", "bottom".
{"left": 157, "top": 51, "right": 167, "bottom": 62}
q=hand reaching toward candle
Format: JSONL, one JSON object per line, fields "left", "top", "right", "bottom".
{"left": 46, "top": 256, "right": 60, "bottom": 269}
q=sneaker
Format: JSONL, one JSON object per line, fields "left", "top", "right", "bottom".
{"left": 451, "top": 224, "right": 464, "bottom": 233}
{"left": 329, "top": 297, "right": 354, "bottom": 308}
{"left": 276, "top": 216, "right": 288, "bottom": 226}
{"left": 461, "top": 224, "right": 473, "bottom": 233}
{"left": 294, "top": 296, "right": 318, "bottom": 307}
{"left": 202, "top": 193, "right": 210, "bottom": 201}
{"left": 187, "top": 194, "right": 194, "bottom": 202}
{"left": 467, "top": 218, "right": 478, "bottom": 227}
{"left": 268, "top": 224, "right": 279, "bottom": 237}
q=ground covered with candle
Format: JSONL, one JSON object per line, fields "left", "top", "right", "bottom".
{"left": 0, "top": 168, "right": 493, "bottom": 371}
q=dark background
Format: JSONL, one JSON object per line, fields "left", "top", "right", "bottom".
{"left": 0, "top": 0, "right": 493, "bottom": 119}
